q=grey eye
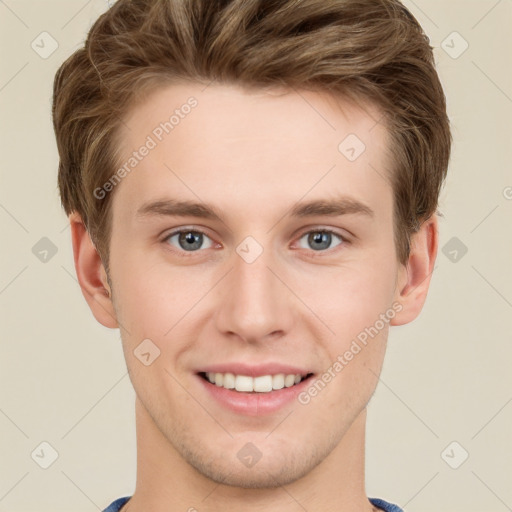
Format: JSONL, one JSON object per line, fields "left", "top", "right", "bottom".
{"left": 166, "top": 230, "right": 214, "bottom": 252}
{"left": 298, "top": 231, "right": 343, "bottom": 251}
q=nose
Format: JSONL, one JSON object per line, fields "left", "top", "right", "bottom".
{"left": 214, "top": 241, "right": 294, "bottom": 344}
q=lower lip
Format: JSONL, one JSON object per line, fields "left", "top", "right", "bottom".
{"left": 196, "top": 374, "right": 314, "bottom": 416}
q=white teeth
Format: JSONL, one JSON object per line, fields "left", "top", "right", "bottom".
{"left": 284, "top": 374, "right": 296, "bottom": 388}
{"left": 272, "top": 373, "right": 285, "bottom": 390}
{"left": 204, "top": 372, "right": 307, "bottom": 392}
{"left": 223, "top": 372, "right": 235, "bottom": 389}
{"left": 253, "top": 375, "right": 273, "bottom": 392}
{"left": 235, "top": 375, "right": 253, "bottom": 392}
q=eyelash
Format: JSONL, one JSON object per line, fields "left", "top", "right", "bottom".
{"left": 161, "top": 226, "right": 349, "bottom": 258}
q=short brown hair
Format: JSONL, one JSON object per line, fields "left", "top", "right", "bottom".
{"left": 53, "top": 0, "right": 451, "bottom": 271}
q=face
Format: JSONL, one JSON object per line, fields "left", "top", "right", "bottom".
{"left": 107, "top": 81, "right": 404, "bottom": 487}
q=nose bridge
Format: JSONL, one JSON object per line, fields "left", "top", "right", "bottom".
{"left": 215, "top": 237, "right": 290, "bottom": 341}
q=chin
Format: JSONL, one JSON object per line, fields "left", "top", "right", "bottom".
{"left": 193, "top": 459, "right": 312, "bottom": 489}
{"left": 177, "top": 435, "right": 326, "bottom": 490}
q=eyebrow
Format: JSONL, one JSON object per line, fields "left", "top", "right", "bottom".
{"left": 135, "top": 197, "right": 374, "bottom": 221}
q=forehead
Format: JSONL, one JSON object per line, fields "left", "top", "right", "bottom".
{"left": 118, "top": 81, "right": 387, "bottom": 155}
{"left": 112, "top": 81, "right": 392, "bottom": 223}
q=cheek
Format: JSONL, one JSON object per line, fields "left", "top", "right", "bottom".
{"left": 298, "top": 262, "right": 396, "bottom": 341}
{"left": 111, "top": 253, "right": 219, "bottom": 348}
{"left": 306, "top": 268, "right": 392, "bottom": 409}
{"left": 111, "top": 259, "right": 180, "bottom": 338}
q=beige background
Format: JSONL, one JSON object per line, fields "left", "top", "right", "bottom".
{"left": 0, "top": 1, "right": 511, "bottom": 511}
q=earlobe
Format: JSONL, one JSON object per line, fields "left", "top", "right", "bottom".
{"left": 390, "top": 214, "right": 438, "bottom": 326}
{"left": 69, "top": 212, "right": 118, "bottom": 329}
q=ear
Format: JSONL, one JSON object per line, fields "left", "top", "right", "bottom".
{"left": 390, "top": 214, "right": 438, "bottom": 326}
{"left": 69, "top": 212, "right": 118, "bottom": 329}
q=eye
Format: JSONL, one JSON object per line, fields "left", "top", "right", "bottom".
{"left": 163, "top": 229, "right": 215, "bottom": 252}
{"left": 296, "top": 229, "right": 346, "bottom": 252}
{"left": 162, "top": 227, "right": 347, "bottom": 256}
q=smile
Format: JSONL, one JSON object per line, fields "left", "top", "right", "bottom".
{"left": 199, "top": 371, "right": 314, "bottom": 393}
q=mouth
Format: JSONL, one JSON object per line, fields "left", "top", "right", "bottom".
{"left": 197, "top": 371, "right": 315, "bottom": 393}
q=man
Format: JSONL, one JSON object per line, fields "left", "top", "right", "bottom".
{"left": 52, "top": 0, "right": 451, "bottom": 510}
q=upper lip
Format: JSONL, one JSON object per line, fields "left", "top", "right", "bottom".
{"left": 197, "top": 363, "right": 314, "bottom": 378}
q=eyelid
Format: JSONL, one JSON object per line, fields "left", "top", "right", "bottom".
{"left": 162, "top": 225, "right": 212, "bottom": 239}
{"left": 294, "top": 225, "right": 350, "bottom": 241}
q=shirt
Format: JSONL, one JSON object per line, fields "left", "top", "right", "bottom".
{"left": 102, "top": 496, "right": 404, "bottom": 511}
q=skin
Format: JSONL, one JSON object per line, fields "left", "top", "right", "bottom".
{"left": 70, "top": 82, "right": 438, "bottom": 512}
